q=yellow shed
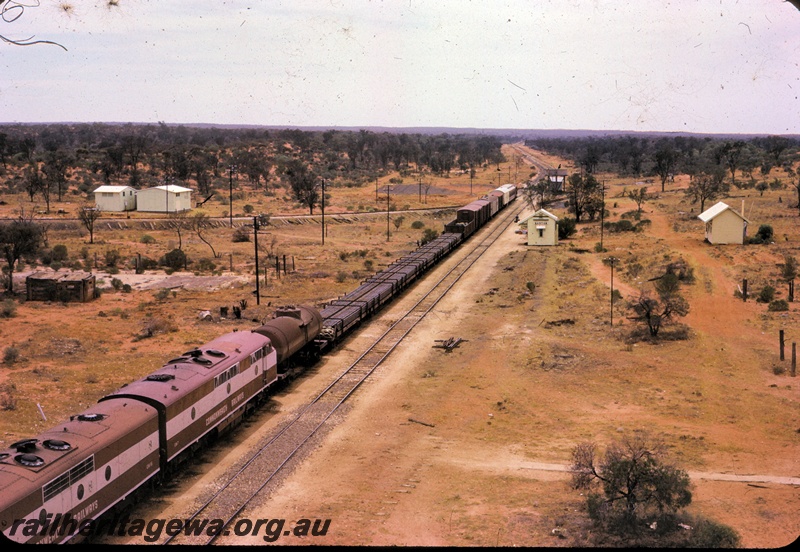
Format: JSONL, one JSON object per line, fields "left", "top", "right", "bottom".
{"left": 698, "top": 201, "right": 749, "bottom": 245}
{"left": 519, "top": 209, "right": 559, "bottom": 246}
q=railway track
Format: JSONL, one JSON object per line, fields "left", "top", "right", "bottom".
{"left": 152, "top": 198, "right": 527, "bottom": 545}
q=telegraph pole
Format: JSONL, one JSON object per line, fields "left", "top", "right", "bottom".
{"left": 606, "top": 257, "right": 618, "bottom": 327}
{"left": 228, "top": 165, "right": 236, "bottom": 228}
{"left": 386, "top": 184, "right": 391, "bottom": 241}
{"left": 253, "top": 216, "right": 260, "bottom": 305}
{"left": 321, "top": 179, "right": 326, "bottom": 246}
{"left": 600, "top": 179, "right": 606, "bottom": 251}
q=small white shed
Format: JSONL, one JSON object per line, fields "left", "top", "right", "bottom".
{"left": 520, "top": 208, "right": 559, "bottom": 246}
{"left": 92, "top": 185, "right": 137, "bottom": 212}
{"left": 698, "top": 201, "right": 749, "bottom": 245}
{"left": 136, "top": 185, "right": 193, "bottom": 213}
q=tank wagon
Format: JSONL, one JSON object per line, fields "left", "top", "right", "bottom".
{"left": 0, "top": 184, "right": 517, "bottom": 544}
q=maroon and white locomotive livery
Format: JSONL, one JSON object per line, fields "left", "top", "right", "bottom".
{"left": 101, "top": 329, "right": 278, "bottom": 470}
{"left": 0, "top": 399, "right": 159, "bottom": 544}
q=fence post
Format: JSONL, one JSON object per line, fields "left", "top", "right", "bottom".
{"left": 742, "top": 278, "right": 748, "bottom": 302}
{"left": 792, "top": 342, "right": 797, "bottom": 377}
{"left": 780, "top": 329, "right": 785, "bottom": 361}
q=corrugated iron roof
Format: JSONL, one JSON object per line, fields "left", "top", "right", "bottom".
{"left": 698, "top": 201, "right": 749, "bottom": 223}
{"left": 519, "top": 208, "right": 559, "bottom": 224}
{"left": 27, "top": 271, "right": 94, "bottom": 282}
{"left": 145, "top": 184, "right": 192, "bottom": 193}
{"left": 92, "top": 185, "right": 135, "bottom": 193}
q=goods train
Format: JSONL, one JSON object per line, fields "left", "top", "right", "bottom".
{"left": 0, "top": 183, "right": 517, "bottom": 544}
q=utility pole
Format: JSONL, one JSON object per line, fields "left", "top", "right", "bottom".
{"left": 600, "top": 179, "right": 606, "bottom": 251}
{"left": 228, "top": 165, "right": 236, "bottom": 228}
{"left": 386, "top": 184, "right": 391, "bottom": 241}
{"left": 606, "top": 257, "right": 618, "bottom": 327}
{"left": 253, "top": 216, "right": 260, "bottom": 305}
{"left": 470, "top": 166, "right": 474, "bottom": 195}
{"left": 321, "top": 178, "right": 326, "bottom": 246}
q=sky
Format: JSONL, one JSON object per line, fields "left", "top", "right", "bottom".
{"left": 1, "top": 0, "right": 799, "bottom": 135}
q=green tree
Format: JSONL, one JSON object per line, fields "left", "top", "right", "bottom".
{"left": 720, "top": 140, "right": 746, "bottom": 187}
{"left": 626, "top": 186, "right": 649, "bottom": 214}
{"left": 571, "top": 432, "right": 692, "bottom": 535}
{"left": 685, "top": 168, "right": 728, "bottom": 213}
{"left": 0, "top": 220, "right": 44, "bottom": 293}
{"left": 524, "top": 178, "right": 556, "bottom": 209}
{"left": 42, "top": 150, "right": 72, "bottom": 202}
{"left": 564, "top": 173, "right": 602, "bottom": 223}
{"left": 789, "top": 168, "right": 800, "bottom": 217}
{"left": 653, "top": 143, "right": 677, "bottom": 192}
{"left": 78, "top": 206, "right": 102, "bottom": 244}
{"left": 284, "top": 159, "right": 320, "bottom": 214}
{"left": 628, "top": 273, "right": 689, "bottom": 337}
{"left": 571, "top": 432, "right": 740, "bottom": 547}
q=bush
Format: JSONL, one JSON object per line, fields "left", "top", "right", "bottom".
{"left": 3, "top": 346, "right": 20, "bottom": 365}
{"left": 603, "top": 219, "right": 636, "bottom": 233}
{"left": 197, "top": 258, "right": 217, "bottom": 272}
{"left": 411, "top": 220, "right": 425, "bottom": 229}
{"left": 749, "top": 224, "right": 774, "bottom": 244}
{"left": 1, "top": 299, "right": 17, "bottom": 318}
{"left": 135, "top": 316, "right": 176, "bottom": 339}
{"left": 558, "top": 217, "right": 577, "bottom": 239}
{"left": 52, "top": 244, "right": 68, "bottom": 261}
{"left": 232, "top": 226, "right": 251, "bottom": 242}
{"left": 139, "top": 256, "right": 158, "bottom": 270}
{"left": 153, "top": 288, "right": 171, "bottom": 302}
{"left": 111, "top": 278, "right": 124, "bottom": 291}
{"left": 420, "top": 228, "right": 439, "bottom": 246}
{"left": 140, "top": 234, "right": 156, "bottom": 244}
{"left": 105, "top": 249, "right": 121, "bottom": 268}
{"left": 679, "top": 515, "right": 741, "bottom": 548}
{"left": 0, "top": 383, "right": 17, "bottom": 411}
{"left": 665, "top": 259, "right": 695, "bottom": 283}
{"left": 768, "top": 299, "right": 789, "bottom": 311}
{"left": 757, "top": 285, "right": 775, "bottom": 303}
{"left": 160, "top": 248, "right": 187, "bottom": 270}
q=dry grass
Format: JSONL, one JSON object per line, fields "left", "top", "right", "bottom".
{"left": 2, "top": 145, "right": 799, "bottom": 547}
